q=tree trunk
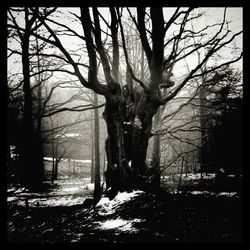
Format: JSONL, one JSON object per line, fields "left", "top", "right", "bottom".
{"left": 73, "top": 160, "right": 75, "bottom": 176}
{"left": 86, "top": 8, "right": 165, "bottom": 196}
{"left": 68, "top": 159, "right": 71, "bottom": 176}
{"left": 151, "top": 108, "right": 162, "bottom": 191}
{"left": 51, "top": 156, "right": 55, "bottom": 183}
{"left": 103, "top": 78, "right": 162, "bottom": 197}
{"left": 177, "top": 157, "right": 185, "bottom": 194}
{"left": 20, "top": 30, "right": 44, "bottom": 191}
{"left": 91, "top": 109, "right": 95, "bottom": 183}
{"left": 35, "top": 35, "right": 45, "bottom": 182}
{"left": 93, "top": 92, "right": 101, "bottom": 201}
{"left": 199, "top": 84, "right": 208, "bottom": 174}
{"left": 54, "top": 159, "right": 59, "bottom": 180}
{"left": 103, "top": 82, "right": 134, "bottom": 198}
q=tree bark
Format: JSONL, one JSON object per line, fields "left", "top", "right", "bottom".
{"left": 151, "top": 108, "right": 162, "bottom": 190}
{"left": 199, "top": 83, "right": 209, "bottom": 174}
{"left": 91, "top": 108, "right": 95, "bottom": 183}
{"left": 93, "top": 92, "right": 101, "bottom": 201}
{"left": 102, "top": 7, "right": 165, "bottom": 195}
{"left": 68, "top": 159, "right": 71, "bottom": 176}
{"left": 103, "top": 83, "right": 132, "bottom": 197}
{"left": 20, "top": 12, "right": 44, "bottom": 190}
{"left": 54, "top": 159, "right": 59, "bottom": 180}
{"left": 177, "top": 157, "right": 185, "bottom": 194}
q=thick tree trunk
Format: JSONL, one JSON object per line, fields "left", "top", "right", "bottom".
{"left": 103, "top": 80, "right": 162, "bottom": 197}
{"left": 103, "top": 82, "right": 134, "bottom": 198}
{"left": 87, "top": 8, "right": 165, "bottom": 196}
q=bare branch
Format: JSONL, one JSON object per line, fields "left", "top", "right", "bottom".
{"left": 117, "top": 8, "right": 148, "bottom": 90}
{"left": 33, "top": 8, "right": 107, "bottom": 95}
{"left": 42, "top": 103, "right": 105, "bottom": 117}
{"left": 137, "top": 8, "right": 152, "bottom": 67}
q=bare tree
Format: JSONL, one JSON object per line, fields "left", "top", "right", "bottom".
{"left": 8, "top": 7, "right": 242, "bottom": 197}
{"left": 7, "top": 7, "right": 49, "bottom": 190}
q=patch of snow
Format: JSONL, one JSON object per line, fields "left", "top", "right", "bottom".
{"left": 96, "top": 217, "right": 143, "bottom": 233}
{"left": 61, "top": 186, "right": 80, "bottom": 192}
{"left": 55, "top": 133, "right": 81, "bottom": 138}
{"left": 13, "top": 196, "right": 85, "bottom": 208}
{"left": 161, "top": 175, "right": 171, "bottom": 180}
{"left": 44, "top": 157, "right": 53, "bottom": 161}
{"left": 183, "top": 173, "right": 216, "bottom": 180}
{"left": 71, "top": 233, "right": 84, "bottom": 242}
{"left": 96, "top": 190, "right": 144, "bottom": 216}
{"left": 7, "top": 188, "right": 16, "bottom": 193}
{"left": 96, "top": 197, "right": 110, "bottom": 206}
{"left": 190, "top": 191, "right": 210, "bottom": 195}
{"left": 10, "top": 145, "right": 17, "bottom": 158}
{"left": 203, "top": 173, "right": 216, "bottom": 179}
{"left": 219, "top": 168, "right": 225, "bottom": 173}
{"left": 172, "top": 190, "right": 183, "bottom": 194}
{"left": 189, "top": 191, "right": 239, "bottom": 198}
{"left": 8, "top": 178, "right": 94, "bottom": 208}
{"left": 68, "top": 159, "right": 92, "bottom": 164}
{"left": 134, "top": 117, "right": 142, "bottom": 129}
{"left": 44, "top": 157, "right": 92, "bottom": 164}
{"left": 170, "top": 190, "right": 240, "bottom": 198}
{"left": 14, "top": 187, "right": 26, "bottom": 193}
{"left": 7, "top": 197, "right": 18, "bottom": 202}
{"left": 83, "top": 183, "right": 94, "bottom": 190}
{"left": 218, "top": 192, "right": 238, "bottom": 197}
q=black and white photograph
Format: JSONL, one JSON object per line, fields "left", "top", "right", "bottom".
{"left": 6, "top": 7, "right": 243, "bottom": 243}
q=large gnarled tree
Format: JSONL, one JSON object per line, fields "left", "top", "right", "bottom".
{"left": 8, "top": 7, "right": 242, "bottom": 197}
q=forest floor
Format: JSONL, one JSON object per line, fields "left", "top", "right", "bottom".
{"left": 7, "top": 174, "right": 243, "bottom": 243}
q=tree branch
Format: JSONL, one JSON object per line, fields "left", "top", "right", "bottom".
{"left": 117, "top": 8, "right": 148, "bottom": 90}
{"left": 136, "top": 8, "right": 152, "bottom": 67}
{"left": 42, "top": 103, "right": 105, "bottom": 117}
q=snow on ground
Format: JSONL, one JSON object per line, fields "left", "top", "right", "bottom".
{"left": 44, "top": 157, "right": 92, "bottom": 164}
{"left": 8, "top": 196, "right": 85, "bottom": 208}
{"left": 7, "top": 177, "right": 93, "bottom": 208}
{"left": 94, "top": 190, "right": 145, "bottom": 233}
{"left": 192, "top": 191, "right": 239, "bottom": 198}
{"left": 31, "top": 196, "right": 84, "bottom": 207}
{"left": 161, "top": 173, "right": 216, "bottom": 182}
{"left": 183, "top": 173, "right": 216, "bottom": 180}
{"left": 96, "top": 190, "right": 144, "bottom": 216}
{"left": 95, "top": 217, "right": 144, "bottom": 233}
{"left": 172, "top": 190, "right": 239, "bottom": 198}
{"left": 218, "top": 192, "right": 238, "bottom": 197}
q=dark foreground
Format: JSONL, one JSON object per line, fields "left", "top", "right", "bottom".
{"left": 7, "top": 190, "right": 242, "bottom": 243}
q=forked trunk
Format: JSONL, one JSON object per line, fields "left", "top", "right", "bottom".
{"left": 103, "top": 88, "right": 132, "bottom": 197}
{"left": 103, "top": 81, "right": 161, "bottom": 197}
